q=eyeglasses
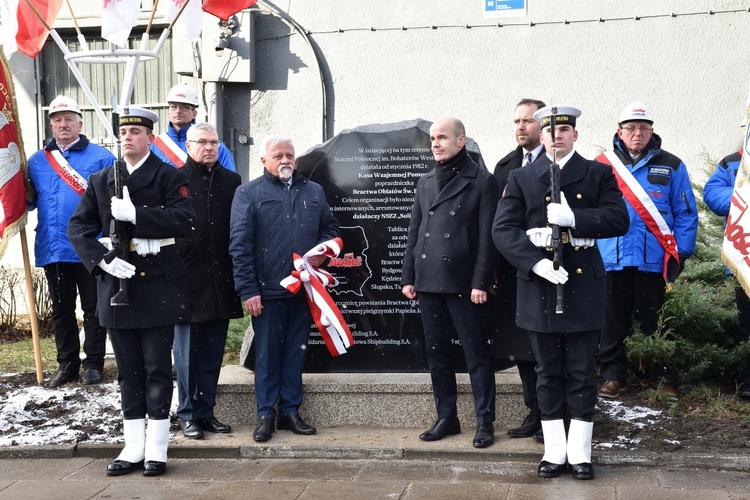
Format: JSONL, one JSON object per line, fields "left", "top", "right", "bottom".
{"left": 620, "top": 124, "right": 653, "bottom": 133}
{"left": 188, "top": 139, "right": 220, "bottom": 147}
{"left": 168, "top": 103, "right": 195, "bottom": 111}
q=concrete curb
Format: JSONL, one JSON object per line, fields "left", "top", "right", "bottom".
{"left": 2, "top": 437, "right": 748, "bottom": 472}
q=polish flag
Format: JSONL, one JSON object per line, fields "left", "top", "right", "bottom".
{"left": 102, "top": 0, "right": 140, "bottom": 47}
{"left": 202, "top": 0, "right": 257, "bottom": 22}
{"left": 166, "top": 0, "right": 202, "bottom": 42}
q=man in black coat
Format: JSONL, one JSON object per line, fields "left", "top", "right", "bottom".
{"left": 492, "top": 98, "right": 546, "bottom": 443}
{"left": 493, "top": 105, "right": 629, "bottom": 480}
{"left": 174, "top": 122, "right": 243, "bottom": 440}
{"left": 402, "top": 117, "right": 499, "bottom": 449}
{"left": 68, "top": 107, "right": 195, "bottom": 478}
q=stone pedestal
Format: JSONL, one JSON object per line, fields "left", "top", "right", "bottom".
{"left": 214, "top": 365, "right": 526, "bottom": 428}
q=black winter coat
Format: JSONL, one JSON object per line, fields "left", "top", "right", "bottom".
{"left": 493, "top": 152, "right": 629, "bottom": 333}
{"left": 402, "top": 152, "right": 500, "bottom": 293}
{"left": 176, "top": 158, "right": 243, "bottom": 322}
{"left": 68, "top": 153, "right": 195, "bottom": 329}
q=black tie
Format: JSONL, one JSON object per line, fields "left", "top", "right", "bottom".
{"left": 524, "top": 152, "right": 533, "bottom": 166}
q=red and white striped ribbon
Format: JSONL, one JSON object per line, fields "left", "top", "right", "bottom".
{"left": 280, "top": 237, "right": 354, "bottom": 356}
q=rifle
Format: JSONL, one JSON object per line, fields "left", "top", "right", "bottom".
{"left": 549, "top": 107, "right": 564, "bottom": 314}
{"left": 103, "top": 94, "right": 130, "bottom": 306}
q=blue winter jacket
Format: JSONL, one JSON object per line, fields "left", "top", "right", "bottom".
{"left": 229, "top": 169, "right": 340, "bottom": 301}
{"left": 27, "top": 135, "right": 115, "bottom": 267}
{"left": 149, "top": 121, "right": 236, "bottom": 172}
{"left": 596, "top": 133, "right": 698, "bottom": 273}
{"left": 704, "top": 150, "right": 742, "bottom": 275}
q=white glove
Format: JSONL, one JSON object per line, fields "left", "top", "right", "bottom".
{"left": 547, "top": 191, "right": 575, "bottom": 228}
{"left": 131, "top": 238, "right": 161, "bottom": 256}
{"left": 568, "top": 230, "right": 595, "bottom": 248}
{"left": 111, "top": 186, "right": 136, "bottom": 223}
{"left": 98, "top": 237, "right": 113, "bottom": 251}
{"left": 97, "top": 257, "right": 136, "bottom": 279}
{"left": 526, "top": 227, "right": 553, "bottom": 248}
{"left": 531, "top": 258, "right": 569, "bottom": 285}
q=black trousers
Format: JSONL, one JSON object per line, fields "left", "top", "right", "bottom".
{"left": 517, "top": 358, "right": 540, "bottom": 416}
{"left": 599, "top": 268, "right": 665, "bottom": 383}
{"left": 530, "top": 329, "right": 598, "bottom": 421}
{"left": 109, "top": 325, "right": 174, "bottom": 419}
{"left": 43, "top": 263, "right": 107, "bottom": 372}
{"left": 418, "top": 292, "right": 496, "bottom": 424}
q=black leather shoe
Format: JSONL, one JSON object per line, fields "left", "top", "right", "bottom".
{"left": 570, "top": 462, "right": 595, "bottom": 480}
{"left": 538, "top": 460, "right": 567, "bottom": 478}
{"left": 419, "top": 417, "right": 461, "bottom": 441}
{"left": 507, "top": 412, "right": 541, "bottom": 438}
{"left": 532, "top": 428, "right": 544, "bottom": 443}
{"left": 143, "top": 461, "right": 166, "bottom": 476}
{"left": 472, "top": 424, "right": 494, "bottom": 448}
{"left": 199, "top": 416, "right": 232, "bottom": 434}
{"left": 179, "top": 419, "right": 204, "bottom": 439}
{"left": 48, "top": 370, "right": 78, "bottom": 388}
{"left": 277, "top": 413, "right": 316, "bottom": 435}
{"left": 106, "top": 459, "right": 143, "bottom": 476}
{"left": 253, "top": 417, "right": 275, "bottom": 442}
{"left": 82, "top": 368, "right": 103, "bottom": 385}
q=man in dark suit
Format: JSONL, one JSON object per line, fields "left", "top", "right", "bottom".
{"left": 402, "top": 117, "right": 499, "bottom": 449}
{"left": 68, "top": 106, "right": 195, "bottom": 477}
{"left": 493, "top": 98, "right": 546, "bottom": 443}
{"left": 174, "top": 122, "right": 243, "bottom": 440}
{"left": 493, "top": 106, "right": 629, "bottom": 480}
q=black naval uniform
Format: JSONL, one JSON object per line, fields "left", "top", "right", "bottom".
{"left": 68, "top": 152, "right": 195, "bottom": 419}
{"left": 492, "top": 152, "right": 629, "bottom": 421}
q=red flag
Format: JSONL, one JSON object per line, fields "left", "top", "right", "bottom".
{"left": 15, "top": 0, "right": 63, "bottom": 58}
{"left": 202, "top": 0, "right": 257, "bottom": 21}
{"left": 0, "top": 50, "right": 30, "bottom": 260}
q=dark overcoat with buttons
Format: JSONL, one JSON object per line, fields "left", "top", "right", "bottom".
{"left": 402, "top": 154, "right": 500, "bottom": 293}
{"left": 68, "top": 152, "right": 196, "bottom": 329}
{"left": 492, "top": 152, "right": 629, "bottom": 333}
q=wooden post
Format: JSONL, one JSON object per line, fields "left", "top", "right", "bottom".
{"left": 19, "top": 228, "right": 44, "bottom": 384}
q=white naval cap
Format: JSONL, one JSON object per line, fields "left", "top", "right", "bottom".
{"left": 618, "top": 101, "right": 654, "bottom": 124}
{"left": 533, "top": 105, "right": 582, "bottom": 129}
{"left": 117, "top": 106, "right": 159, "bottom": 129}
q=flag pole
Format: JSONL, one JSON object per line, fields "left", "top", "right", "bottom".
{"left": 19, "top": 228, "right": 44, "bottom": 384}
{"left": 63, "top": 0, "right": 88, "bottom": 51}
{"left": 118, "top": 0, "right": 162, "bottom": 108}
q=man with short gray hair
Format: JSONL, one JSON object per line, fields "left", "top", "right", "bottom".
{"left": 229, "top": 135, "right": 340, "bottom": 443}
{"left": 173, "top": 121, "right": 243, "bottom": 439}
{"left": 27, "top": 95, "right": 114, "bottom": 388}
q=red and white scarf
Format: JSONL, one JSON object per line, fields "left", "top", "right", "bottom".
{"left": 599, "top": 150, "right": 680, "bottom": 284}
{"left": 44, "top": 150, "right": 88, "bottom": 195}
{"left": 280, "top": 237, "right": 354, "bottom": 356}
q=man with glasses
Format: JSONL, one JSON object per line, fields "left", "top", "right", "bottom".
{"left": 173, "top": 122, "right": 243, "bottom": 439}
{"left": 596, "top": 102, "right": 698, "bottom": 401}
{"left": 150, "top": 83, "right": 236, "bottom": 172}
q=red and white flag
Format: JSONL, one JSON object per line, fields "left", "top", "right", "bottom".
{"left": 12, "top": 0, "right": 62, "bottom": 58}
{"left": 0, "top": 50, "right": 29, "bottom": 260}
{"left": 102, "top": 0, "right": 139, "bottom": 47}
{"left": 723, "top": 91, "right": 750, "bottom": 296}
{"left": 166, "top": 0, "right": 202, "bottom": 42}
{"left": 202, "top": 0, "right": 257, "bottom": 21}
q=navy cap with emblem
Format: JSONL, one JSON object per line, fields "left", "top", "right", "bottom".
{"left": 533, "top": 105, "right": 582, "bottom": 129}
{"left": 117, "top": 106, "right": 159, "bottom": 130}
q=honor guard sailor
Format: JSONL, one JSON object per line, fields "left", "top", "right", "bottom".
{"left": 68, "top": 105, "right": 196, "bottom": 477}
{"left": 493, "top": 105, "right": 629, "bottom": 480}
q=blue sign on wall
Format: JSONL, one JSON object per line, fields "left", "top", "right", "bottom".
{"left": 484, "top": 0, "right": 526, "bottom": 18}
